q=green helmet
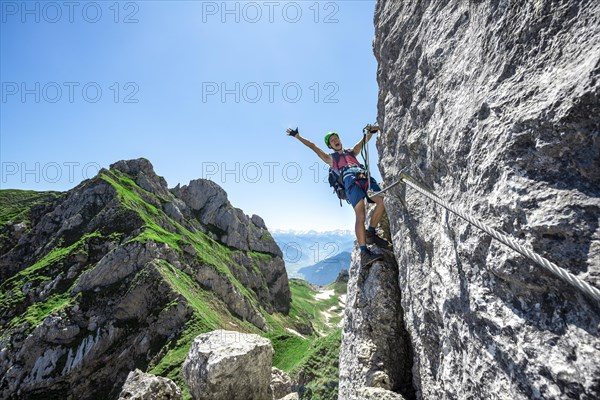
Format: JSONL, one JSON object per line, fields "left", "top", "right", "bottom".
{"left": 324, "top": 132, "right": 339, "bottom": 148}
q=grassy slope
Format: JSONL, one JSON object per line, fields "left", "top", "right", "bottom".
{"left": 266, "top": 279, "right": 346, "bottom": 399}
{"left": 293, "top": 329, "right": 342, "bottom": 400}
{"left": 115, "top": 172, "right": 349, "bottom": 400}
{"left": 0, "top": 177, "right": 347, "bottom": 400}
{"left": 0, "top": 190, "right": 61, "bottom": 228}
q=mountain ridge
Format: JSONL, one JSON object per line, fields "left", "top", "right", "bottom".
{"left": 0, "top": 158, "right": 333, "bottom": 399}
{"left": 298, "top": 252, "right": 352, "bottom": 286}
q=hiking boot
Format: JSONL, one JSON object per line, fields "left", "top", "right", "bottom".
{"left": 360, "top": 248, "right": 383, "bottom": 268}
{"left": 366, "top": 229, "right": 392, "bottom": 249}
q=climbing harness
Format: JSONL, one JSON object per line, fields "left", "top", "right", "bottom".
{"left": 359, "top": 125, "right": 600, "bottom": 303}
{"left": 328, "top": 135, "right": 377, "bottom": 206}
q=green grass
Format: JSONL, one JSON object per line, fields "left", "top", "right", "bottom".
{"left": 264, "top": 331, "right": 312, "bottom": 372}
{"left": 156, "top": 261, "right": 226, "bottom": 332}
{"left": 149, "top": 317, "right": 206, "bottom": 400}
{"left": 292, "top": 329, "right": 342, "bottom": 400}
{"left": 1, "top": 173, "right": 346, "bottom": 400}
{"left": 287, "top": 279, "right": 342, "bottom": 335}
{"left": 156, "top": 317, "right": 342, "bottom": 400}
{"left": 261, "top": 279, "right": 346, "bottom": 399}
{"left": 0, "top": 232, "right": 99, "bottom": 315}
{"left": 0, "top": 189, "right": 61, "bottom": 229}
{"left": 151, "top": 261, "right": 263, "bottom": 400}
{"left": 101, "top": 171, "right": 264, "bottom": 309}
{"left": 7, "top": 292, "right": 78, "bottom": 332}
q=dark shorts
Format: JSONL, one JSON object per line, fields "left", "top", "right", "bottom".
{"left": 343, "top": 173, "right": 381, "bottom": 208}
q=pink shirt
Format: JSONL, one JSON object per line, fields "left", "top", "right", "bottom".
{"left": 331, "top": 150, "right": 361, "bottom": 172}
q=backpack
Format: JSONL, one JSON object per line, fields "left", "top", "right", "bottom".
{"left": 328, "top": 168, "right": 347, "bottom": 206}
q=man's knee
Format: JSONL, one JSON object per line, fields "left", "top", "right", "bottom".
{"left": 372, "top": 195, "right": 385, "bottom": 206}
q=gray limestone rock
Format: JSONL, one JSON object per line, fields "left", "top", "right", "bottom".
{"left": 271, "top": 367, "right": 293, "bottom": 400}
{"left": 174, "top": 179, "right": 283, "bottom": 257}
{"left": 192, "top": 264, "right": 268, "bottom": 331}
{"left": 118, "top": 369, "right": 182, "bottom": 400}
{"left": 163, "top": 201, "right": 185, "bottom": 223}
{"left": 110, "top": 158, "right": 171, "bottom": 199}
{"left": 173, "top": 178, "right": 290, "bottom": 313}
{"left": 339, "top": 248, "right": 414, "bottom": 400}
{"left": 72, "top": 241, "right": 159, "bottom": 293}
{"left": 182, "top": 330, "right": 274, "bottom": 400}
{"left": 251, "top": 214, "right": 267, "bottom": 229}
{"left": 277, "top": 393, "right": 299, "bottom": 400}
{"left": 369, "top": 1, "right": 600, "bottom": 399}
{"left": 356, "top": 387, "right": 406, "bottom": 400}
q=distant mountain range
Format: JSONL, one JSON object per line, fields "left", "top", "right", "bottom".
{"left": 271, "top": 230, "right": 355, "bottom": 279}
{"left": 298, "top": 251, "right": 352, "bottom": 286}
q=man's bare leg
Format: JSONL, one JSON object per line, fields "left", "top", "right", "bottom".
{"left": 354, "top": 200, "right": 366, "bottom": 246}
{"left": 368, "top": 195, "right": 386, "bottom": 229}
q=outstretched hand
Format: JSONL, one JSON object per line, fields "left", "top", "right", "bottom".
{"left": 287, "top": 127, "right": 299, "bottom": 137}
{"left": 365, "top": 124, "right": 379, "bottom": 134}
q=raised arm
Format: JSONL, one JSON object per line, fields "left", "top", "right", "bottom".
{"left": 287, "top": 128, "right": 332, "bottom": 166}
{"left": 352, "top": 125, "right": 379, "bottom": 155}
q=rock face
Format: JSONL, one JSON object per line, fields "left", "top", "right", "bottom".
{"left": 172, "top": 179, "right": 290, "bottom": 314}
{"left": 270, "top": 367, "right": 293, "bottom": 400}
{"left": 0, "top": 158, "right": 290, "bottom": 399}
{"left": 360, "top": 1, "right": 600, "bottom": 399}
{"left": 339, "top": 248, "right": 414, "bottom": 400}
{"left": 182, "top": 330, "right": 274, "bottom": 400}
{"left": 118, "top": 369, "right": 181, "bottom": 400}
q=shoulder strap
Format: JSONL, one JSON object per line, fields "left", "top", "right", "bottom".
{"left": 331, "top": 152, "right": 342, "bottom": 172}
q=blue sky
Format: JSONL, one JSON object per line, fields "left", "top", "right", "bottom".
{"left": 1, "top": 0, "right": 381, "bottom": 231}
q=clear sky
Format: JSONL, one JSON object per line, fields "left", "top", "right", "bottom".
{"left": 1, "top": 0, "right": 382, "bottom": 232}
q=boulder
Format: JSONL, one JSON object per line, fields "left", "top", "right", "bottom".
{"left": 118, "top": 369, "right": 181, "bottom": 400}
{"left": 277, "top": 393, "right": 299, "bottom": 400}
{"left": 182, "top": 330, "right": 274, "bottom": 400}
{"left": 270, "top": 367, "right": 293, "bottom": 400}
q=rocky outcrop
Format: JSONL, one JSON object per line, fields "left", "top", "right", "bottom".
{"left": 118, "top": 369, "right": 182, "bottom": 400}
{"left": 182, "top": 330, "right": 274, "bottom": 400}
{"left": 363, "top": 1, "right": 600, "bottom": 399}
{"left": 0, "top": 158, "right": 290, "bottom": 399}
{"left": 339, "top": 248, "right": 414, "bottom": 400}
{"left": 172, "top": 179, "right": 290, "bottom": 313}
{"left": 270, "top": 367, "right": 293, "bottom": 400}
{"left": 171, "top": 179, "right": 282, "bottom": 255}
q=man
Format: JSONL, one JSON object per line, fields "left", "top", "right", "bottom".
{"left": 286, "top": 127, "right": 390, "bottom": 268}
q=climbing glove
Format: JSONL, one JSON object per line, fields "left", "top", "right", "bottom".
{"left": 365, "top": 124, "right": 379, "bottom": 134}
